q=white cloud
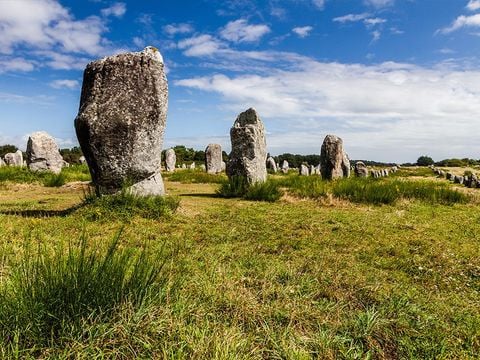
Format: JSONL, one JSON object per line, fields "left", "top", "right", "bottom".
{"left": 49, "top": 79, "right": 79, "bottom": 89}
{"left": 439, "top": 14, "right": 480, "bottom": 34}
{"left": 364, "top": 0, "right": 394, "bottom": 8}
{"left": 333, "top": 13, "right": 371, "bottom": 23}
{"left": 467, "top": 0, "right": 480, "bottom": 11}
{"left": 178, "top": 35, "right": 224, "bottom": 57}
{"left": 292, "top": 26, "right": 313, "bottom": 38}
{"left": 371, "top": 30, "right": 381, "bottom": 42}
{"left": 0, "top": 57, "right": 35, "bottom": 73}
{"left": 220, "top": 19, "right": 271, "bottom": 43}
{"left": 176, "top": 59, "right": 480, "bottom": 161}
{"left": 364, "top": 18, "right": 387, "bottom": 27}
{"left": 0, "top": 0, "right": 111, "bottom": 56}
{"left": 312, "top": 0, "right": 326, "bottom": 10}
{"left": 100, "top": 3, "right": 126, "bottom": 18}
{"left": 163, "top": 23, "right": 194, "bottom": 36}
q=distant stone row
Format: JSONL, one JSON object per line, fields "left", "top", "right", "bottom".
{"left": 433, "top": 167, "right": 480, "bottom": 189}
{"left": 0, "top": 131, "right": 74, "bottom": 174}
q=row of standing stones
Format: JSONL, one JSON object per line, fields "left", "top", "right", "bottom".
{"left": 432, "top": 167, "right": 480, "bottom": 189}
{"left": 73, "top": 47, "right": 367, "bottom": 197}
{"left": 2, "top": 47, "right": 395, "bottom": 195}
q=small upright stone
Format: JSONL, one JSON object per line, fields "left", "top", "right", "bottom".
{"left": 165, "top": 148, "right": 176, "bottom": 172}
{"left": 205, "top": 144, "right": 223, "bottom": 174}
{"left": 26, "top": 131, "right": 65, "bottom": 174}
{"left": 310, "top": 165, "right": 316, "bottom": 175}
{"left": 226, "top": 108, "right": 267, "bottom": 184}
{"left": 189, "top": 162, "right": 196, "bottom": 169}
{"left": 182, "top": 164, "right": 186, "bottom": 169}
{"left": 4, "top": 150, "right": 23, "bottom": 167}
{"left": 221, "top": 161, "right": 226, "bottom": 172}
{"left": 281, "top": 160, "right": 289, "bottom": 174}
{"left": 79, "top": 156, "right": 86, "bottom": 164}
{"left": 74, "top": 46, "right": 168, "bottom": 196}
{"left": 354, "top": 161, "right": 369, "bottom": 177}
{"left": 299, "top": 164, "right": 309, "bottom": 176}
{"left": 266, "top": 156, "right": 277, "bottom": 173}
{"left": 320, "top": 135, "right": 350, "bottom": 180}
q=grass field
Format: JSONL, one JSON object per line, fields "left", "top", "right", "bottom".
{"left": 0, "top": 167, "right": 478, "bottom": 358}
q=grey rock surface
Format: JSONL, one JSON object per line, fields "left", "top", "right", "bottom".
{"left": 165, "top": 148, "right": 176, "bottom": 172}
{"left": 74, "top": 47, "right": 168, "bottom": 196}
{"left": 299, "top": 164, "right": 309, "bottom": 176}
{"left": 281, "top": 160, "right": 289, "bottom": 174}
{"left": 320, "top": 135, "right": 350, "bottom": 180}
{"left": 266, "top": 156, "right": 277, "bottom": 173}
{"left": 226, "top": 108, "right": 267, "bottom": 184}
{"left": 26, "top": 131, "right": 64, "bottom": 174}
{"left": 205, "top": 144, "right": 223, "bottom": 174}
{"left": 354, "top": 161, "right": 369, "bottom": 177}
{"left": 4, "top": 150, "right": 23, "bottom": 167}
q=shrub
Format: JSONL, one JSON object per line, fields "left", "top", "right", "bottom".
{"left": 417, "top": 156, "right": 434, "bottom": 166}
{"left": 82, "top": 188, "right": 180, "bottom": 221}
{"left": 0, "top": 232, "right": 167, "bottom": 350}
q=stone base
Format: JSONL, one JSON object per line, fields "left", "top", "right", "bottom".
{"left": 129, "top": 172, "right": 165, "bottom": 196}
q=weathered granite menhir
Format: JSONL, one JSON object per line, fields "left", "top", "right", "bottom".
{"left": 75, "top": 47, "right": 168, "bottom": 196}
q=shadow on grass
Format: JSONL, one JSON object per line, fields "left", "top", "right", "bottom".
{"left": 0, "top": 203, "right": 86, "bottom": 218}
{"left": 177, "top": 193, "right": 222, "bottom": 198}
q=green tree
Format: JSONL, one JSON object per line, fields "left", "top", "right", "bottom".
{"left": 417, "top": 155, "right": 434, "bottom": 166}
{"left": 0, "top": 144, "right": 18, "bottom": 157}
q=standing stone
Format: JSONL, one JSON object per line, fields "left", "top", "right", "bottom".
{"left": 26, "top": 131, "right": 64, "bottom": 174}
{"left": 182, "top": 164, "right": 186, "bottom": 169}
{"left": 165, "top": 148, "right": 176, "bottom": 172}
{"left": 205, "top": 144, "right": 223, "bottom": 174}
{"left": 74, "top": 47, "right": 168, "bottom": 196}
{"left": 281, "top": 160, "right": 289, "bottom": 174}
{"left": 354, "top": 161, "right": 369, "bottom": 177}
{"left": 299, "top": 164, "right": 309, "bottom": 176}
{"left": 189, "top": 162, "right": 196, "bottom": 169}
{"left": 226, "top": 108, "right": 267, "bottom": 184}
{"left": 79, "top": 155, "right": 86, "bottom": 164}
{"left": 4, "top": 150, "right": 23, "bottom": 167}
{"left": 221, "top": 161, "right": 226, "bottom": 172}
{"left": 310, "top": 165, "right": 316, "bottom": 175}
{"left": 320, "top": 135, "right": 350, "bottom": 180}
{"left": 0, "top": 157, "right": 4, "bottom": 167}
{"left": 266, "top": 156, "right": 277, "bottom": 173}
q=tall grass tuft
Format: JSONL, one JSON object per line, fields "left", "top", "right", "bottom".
{"left": 42, "top": 172, "right": 66, "bottom": 187}
{"left": 0, "top": 231, "right": 167, "bottom": 350}
{"left": 217, "top": 175, "right": 249, "bottom": 198}
{"left": 275, "top": 175, "right": 328, "bottom": 199}
{"left": 244, "top": 181, "right": 284, "bottom": 202}
{"left": 82, "top": 188, "right": 180, "bottom": 221}
{"left": 217, "top": 176, "right": 283, "bottom": 202}
{"left": 331, "top": 178, "right": 468, "bottom": 205}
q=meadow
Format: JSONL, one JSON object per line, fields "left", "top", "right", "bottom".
{"left": 0, "top": 165, "right": 478, "bottom": 359}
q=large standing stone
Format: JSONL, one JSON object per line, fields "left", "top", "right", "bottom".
{"left": 281, "top": 160, "right": 289, "bottom": 174}
{"left": 354, "top": 161, "right": 369, "bottom": 177}
{"left": 320, "top": 135, "right": 350, "bottom": 180}
{"left": 266, "top": 156, "right": 277, "bottom": 173}
{"left": 299, "top": 164, "right": 309, "bottom": 176}
{"left": 226, "top": 108, "right": 267, "bottom": 184}
{"left": 205, "top": 144, "right": 223, "bottom": 174}
{"left": 74, "top": 47, "right": 168, "bottom": 196}
{"left": 4, "top": 150, "right": 23, "bottom": 167}
{"left": 165, "top": 148, "right": 176, "bottom": 172}
{"left": 26, "top": 131, "right": 64, "bottom": 174}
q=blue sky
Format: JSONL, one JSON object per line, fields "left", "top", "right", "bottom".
{"left": 1, "top": 0, "right": 480, "bottom": 162}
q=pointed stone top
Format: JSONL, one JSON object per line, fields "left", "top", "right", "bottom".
{"left": 234, "top": 108, "right": 261, "bottom": 127}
